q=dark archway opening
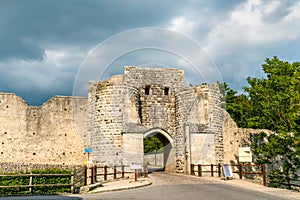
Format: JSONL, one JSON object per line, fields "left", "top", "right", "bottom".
{"left": 143, "top": 132, "right": 173, "bottom": 173}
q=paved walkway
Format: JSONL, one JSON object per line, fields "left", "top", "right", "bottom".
{"left": 86, "top": 173, "right": 300, "bottom": 199}
{"left": 88, "top": 177, "right": 152, "bottom": 194}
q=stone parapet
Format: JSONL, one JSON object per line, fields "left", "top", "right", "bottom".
{"left": 0, "top": 66, "right": 256, "bottom": 174}
{"left": 0, "top": 93, "right": 87, "bottom": 165}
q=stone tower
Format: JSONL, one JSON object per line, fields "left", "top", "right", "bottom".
{"left": 88, "top": 66, "right": 224, "bottom": 173}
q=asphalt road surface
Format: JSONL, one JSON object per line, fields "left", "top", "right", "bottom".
{"left": 1, "top": 172, "right": 299, "bottom": 200}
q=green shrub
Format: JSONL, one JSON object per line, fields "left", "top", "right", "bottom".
{"left": 0, "top": 171, "right": 30, "bottom": 195}
{"left": 0, "top": 168, "right": 72, "bottom": 196}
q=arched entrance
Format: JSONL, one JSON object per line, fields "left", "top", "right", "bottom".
{"left": 143, "top": 128, "right": 175, "bottom": 172}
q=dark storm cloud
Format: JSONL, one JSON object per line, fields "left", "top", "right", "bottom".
{"left": 0, "top": 0, "right": 251, "bottom": 63}
{"left": 0, "top": 0, "right": 187, "bottom": 61}
{"left": 0, "top": 0, "right": 299, "bottom": 105}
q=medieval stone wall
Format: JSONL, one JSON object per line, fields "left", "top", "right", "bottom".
{"left": 0, "top": 93, "right": 28, "bottom": 162}
{"left": 88, "top": 67, "right": 230, "bottom": 173}
{"left": 0, "top": 66, "right": 268, "bottom": 172}
{"left": 174, "top": 88, "right": 196, "bottom": 172}
{"left": 0, "top": 162, "right": 83, "bottom": 173}
{"left": 207, "top": 84, "right": 225, "bottom": 164}
{"left": 186, "top": 84, "right": 221, "bottom": 168}
{"left": 222, "top": 112, "right": 271, "bottom": 164}
{"left": 139, "top": 85, "right": 176, "bottom": 136}
{"left": 144, "top": 152, "right": 164, "bottom": 166}
{"left": 0, "top": 92, "right": 87, "bottom": 165}
{"left": 88, "top": 81, "right": 124, "bottom": 165}
{"left": 123, "top": 66, "right": 184, "bottom": 91}
{"left": 174, "top": 84, "right": 225, "bottom": 171}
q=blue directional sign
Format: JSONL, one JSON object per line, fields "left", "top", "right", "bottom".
{"left": 84, "top": 148, "right": 92, "bottom": 153}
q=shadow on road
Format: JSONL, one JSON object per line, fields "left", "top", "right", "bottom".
{"left": 0, "top": 195, "right": 82, "bottom": 200}
{"left": 148, "top": 165, "right": 164, "bottom": 173}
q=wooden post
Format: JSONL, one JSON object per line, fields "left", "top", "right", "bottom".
{"left": 135, "top": 169, "right": 137, "bottom": 181}
{"left": 104, "top": 165, "right": 107, "bottom": 181}
{"left": 144, "top": 164, "right": 148, "bottom": 178}
{"left": 94, "top": 166, "right": 97, "bottom": 183}
{"left": 114, "top": 165, "right": 117, "bottom": 179}
{"left": 29, "top": 172, "right": 33, "bottom": 194}
{"left": 71, "top": 175, "right": 74, "bottom": 194}
{"left": 238, "top": 164, "right": 243, "bottom": 179}
{"left": 191, "top": 164, "right": 195, "bottom": 175}
{"left": 262, "top": 164, "right": 266, "bottom": 186}
{"left": 218, "top": 163, "right": 221, "bottom": 177}
{"left": 211, "top": 164, "right": 214, "bottom": 177}
{"left": 198, "top": 164, "right": 202, "bottom": 177}
{"left": 84, "top": 166, "right": 87, "bottom": 186}
{"left": 122, "top": 165, "right": 125, "bottom": 178}
{"left": 91, "top": 166, "right": 94, "bottom": 184}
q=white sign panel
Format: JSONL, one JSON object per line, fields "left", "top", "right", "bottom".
{"left": 222, "top": 164, "right": 233, "bottom": 178}
{"left": 130, "top": 164, "right": 143, "bottom": 170}
{"left": 238, "top": 147, "right": 252, "bottom": 163}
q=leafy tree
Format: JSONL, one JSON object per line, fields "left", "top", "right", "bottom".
{"left": 244, "top": 57, "right": 300, "bottom": 131}
{"left": 221, "top": 57, "right": 300, "bottom": 188}
{"left": 243, "top": 57, "right": 300, "bottom": 188}
{"left": 144, "top": 136, "right": 163, "bottom": 153}
{"left": 218, "top": 82, "right": 250, "bottom": 127}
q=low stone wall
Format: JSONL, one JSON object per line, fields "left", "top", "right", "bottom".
{"left": 0, "top": 93, "right": 87, "bottom": 166}
{"left": 222, "top": 112, "right": 271, "bottom": 164}
{"left": 0, "top": 162, "right": 84, "bottom": 173}
{"left": 144, "top": 152, "right": 164, "bottom": 167}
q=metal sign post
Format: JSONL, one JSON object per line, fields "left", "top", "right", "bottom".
{"left": 84, "top": 148, "right": 93, "bottom": 165}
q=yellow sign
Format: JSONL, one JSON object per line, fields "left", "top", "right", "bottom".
{"left": 84, "top": 160, "right": 93, "bottom": 165}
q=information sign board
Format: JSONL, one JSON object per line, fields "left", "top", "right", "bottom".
{"left": 238, "top": 147, "right": 252, "bottom": 163}
{"left": 130, "top": 164, "right": 143, "bottom": 170}
{"left": 222, "top": 164, "right": 233, "bottom": 178}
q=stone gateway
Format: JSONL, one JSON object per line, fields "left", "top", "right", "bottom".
{"left": 88, "top": 66, "right": 224, "bottom": 173}
{"left": 0, "top": 66, "right": 266, "bottom": 173}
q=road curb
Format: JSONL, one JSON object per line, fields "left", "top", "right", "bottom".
{"left": 88, "top": 180, "right": 152, "bottom": 194}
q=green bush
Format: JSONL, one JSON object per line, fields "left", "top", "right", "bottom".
{"left": 0, "top": 171, "right": 30, "bottom": 195}
{"left": 0, "top": 168, "right": 72, "bottom": 196}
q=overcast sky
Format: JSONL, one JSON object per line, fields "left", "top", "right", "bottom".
{"left": 1, "top": 0, "right": 300, "bottom": 105}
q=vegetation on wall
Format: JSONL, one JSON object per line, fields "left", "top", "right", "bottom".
{"left": 222, "top": 57, "right": 300, "bottom": 188}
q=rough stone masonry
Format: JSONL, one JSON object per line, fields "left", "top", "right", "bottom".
{"left": 88, "top": 66, "right": 224, "bottom": 173}
{"left": 0, "top": 66, "right": 266, "bottom": 173}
